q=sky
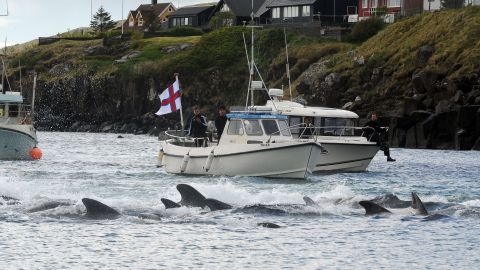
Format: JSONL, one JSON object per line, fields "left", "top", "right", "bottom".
{"left": 0, "top": 0, "right": 203, "bottom": 47}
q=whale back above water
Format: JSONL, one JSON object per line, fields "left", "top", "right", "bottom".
{"left": 177, "top": 184, "right": 207, "bottom": 207}
{"left": 82, "top": 198, "right": 121, "bottom": 219}
{"left": 161, "top": 198, "right": 181, "bottom": 209}
{"left": 411, "top": 192, "right": 429, "bottom": 216}
{"left": 204, "top": 198, "right": 233, "bottom": 211}
{"left": 359, "top": 201, "right": 392, "bottom": 215}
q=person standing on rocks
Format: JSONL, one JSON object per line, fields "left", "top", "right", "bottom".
{"left": 364, "top": 112, "right": 396, "bottom": 162}
{"left": 188, "top": 105, "right": 208, "bottom": 147}
{"left": 215, "top": 105, "right": 228, "bottom": 140}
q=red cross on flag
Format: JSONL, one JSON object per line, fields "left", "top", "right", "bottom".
{"left": 155, "top": 79, "right": 181, "bottom": 116}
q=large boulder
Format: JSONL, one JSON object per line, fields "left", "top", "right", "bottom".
{"left": 410, "top": 110, "right": 432, "bottom": 123}
{"left": 435, "top": 100, "right": 451, "bottom": 114}
{"left": 416, "top": 45, "right": 435, "bottom": 67}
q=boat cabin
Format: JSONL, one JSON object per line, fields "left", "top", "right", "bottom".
{"left": 0, "top": 92, "right": 31, "bottom": 124}
{"left": 220, "top": 113, "right": 293, "bottom": 145}
{"left": 265, "top": 90, "right": 360, "bottom": 137}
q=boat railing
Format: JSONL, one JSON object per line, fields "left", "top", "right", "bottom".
{"left": 163, "top": 129, "right": 210, "bottom": 147}
{"left": 267, "top": 124, "right": 382, "bottom": 143}
{"left": 0, "top": 105, "right": 34, "bottom": 125}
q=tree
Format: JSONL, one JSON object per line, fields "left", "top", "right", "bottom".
{"left": 90, "top": 6, "right": 116, "bottom": 33}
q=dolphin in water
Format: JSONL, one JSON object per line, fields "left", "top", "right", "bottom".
{"left": 82, "top": 198, "right": 121, "bottom": 219}
{"left": 161, "top": 184, "right": 233, "bottom": 211}
{"left": 359, "top": 192, "right": 449, "bottom": 221}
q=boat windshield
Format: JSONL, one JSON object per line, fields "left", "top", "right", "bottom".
{"left": 278, "top": 120, "right": 291, "bottom": 136}
{"left": 227, "top": 119, "right": 244, "bottom": 135}
{"left": 323, "top": 118, "right": 356, "bottom": 136}
{"left": 244, "top": 119, "right": 263, "bottom": 136}
{"left": 262, "top": 119, "right": 279, "bottom": 136}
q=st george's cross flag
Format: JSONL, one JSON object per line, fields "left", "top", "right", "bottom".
{"left": 155, "top": 79, "right": 181, "bottom": 116}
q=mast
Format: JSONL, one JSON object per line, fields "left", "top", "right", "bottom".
{"left": 284, "top": 26, "right": 292, "bottom": 101}
{"left": 31, "top": 72, "right": 37, "bottom": 119}
{"left": 250, "top": 0, "right": 255, "bottom": 107}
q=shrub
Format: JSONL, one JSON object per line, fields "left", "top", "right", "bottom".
{"left": 168, "top": 26, "right": 203, "bottom": 37}
{"left": 350, "top": 17, "right": 385, "bottom": 43}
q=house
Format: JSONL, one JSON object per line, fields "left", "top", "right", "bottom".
{"left": 212, "top": 0, "right": 269, "bottom": 26}
{"left": 168, "top": 4, "right": 217, "bottom": 28}
{"left": 265, "top": 0, "right": 358, "bottom": 25}
{"left": 423, "top": 0, "right": 442, "bottom": 12}
{"left": 124, "top": 1, "right": 176, "bottom": 31}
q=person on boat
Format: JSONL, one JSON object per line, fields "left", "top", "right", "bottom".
{"left": 214, "top": 105, "right": 228, "bottom": 140}
{"left": 188, "top": 105, "right": 208, "bottom": 147}
{"left": 299, "top": 117, "right": 315, "bottom": 138}
{"left": 364, "top": 112, "right": 396, "bottom": 162}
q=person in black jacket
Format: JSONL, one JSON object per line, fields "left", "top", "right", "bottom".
{"left": 188, "top": 105, "right": 208, "bottom": 147}
{"left": 215, "top": 105, "right": 228, "bottom": 140}
{"left": 364, "top": 112, "right": 395, "bottom": 162}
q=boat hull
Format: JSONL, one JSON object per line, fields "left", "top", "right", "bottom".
{"left": 0, "top": 125, "right": 37, "bottom": 160}
{"left": 162, "top": 141, "right": 323, "bottom": 179}
{"left": 314, "top": 141, "right": 379, "bottom": 172}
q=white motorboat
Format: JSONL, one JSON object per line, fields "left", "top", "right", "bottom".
{"left": 160, "top": 113, "right": 324, "bottom": 179}
{"left": 0, "top": 91, "right": 38, "bottom": 160}
{"left": 265, "top": 90, "right": 379, "bottom": 172}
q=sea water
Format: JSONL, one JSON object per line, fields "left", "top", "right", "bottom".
{"left": 0, "top": 132, "right": 479, "bottom": 269}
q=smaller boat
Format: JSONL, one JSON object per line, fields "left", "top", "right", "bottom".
{"left": 0, "top": 55, "right": 39, "bottom": 161}
{"left": 0, "top": 91, "right": 38, "bottom": 160}
{"left": 265, "top": 90, "right": 379, "bottom": 172}
{"left": 160, "top": 112, "right": 324, "bottom": 179}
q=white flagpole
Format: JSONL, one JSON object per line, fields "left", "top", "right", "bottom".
{"left": 174, "top": 73, "right": 185, "bottom": 134}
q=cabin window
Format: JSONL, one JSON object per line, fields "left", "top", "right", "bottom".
{"left": 289, "top": 116, "right": 301, "bottom": 134}
{"left": 227, "top": 119, "right": 244, "bottom": 135}
{"left": 278, "top": 120, "right": 291, "bottom": 136}
{"left": 172, "top": 17, "right": 191, "bottom": 26}
{"left": 302, "top": 6, "right": 311, "bottom": 17}
{"left": 262, "top": 120, "right": 280, "bottom": 136}
{"left": 322, "top": 118, "right": 355, "bottom": 136}
{"left": 244, "top": 120, "right": 263, "bottom": 136}
{"left": 0, "top": 105, "right": 4, "bottom": 117}
{"left": 272, "top": 7, "right": 281, "bottom": 18}
{"left": 283, "top": 6, "right": 299, "bottom": 18}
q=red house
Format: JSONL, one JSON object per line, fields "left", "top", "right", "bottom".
{"left": 358, "top": 0, "right": 423, "bottom": 21}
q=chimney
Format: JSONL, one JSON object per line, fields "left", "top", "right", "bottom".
{"left": 152, "top": 0, "right": 157, "bottom": 4}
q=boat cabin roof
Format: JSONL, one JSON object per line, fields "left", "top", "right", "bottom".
{"left": 227, "top": 113, "right": 288, "bottom": 120}
{"left": 0, "top": 92, "right": 23, "bottom": 104}
{"left": 265, "top": 100, "right": 358, "bottom": 119}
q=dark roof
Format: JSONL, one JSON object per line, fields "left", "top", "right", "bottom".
{"left": 129, "top": 10, "right": 139, "bottom": 18}
{"left": 222, "top": 0, "right": 267, "bottom": 17}
{"left": 169, "top": 4, "right": 216, "bottom": 17}
{"left": 267, "top": 0, "right": 317, "bottom": 8}
{"left": 137, "top": 3, "right": 171, "bottom": 16}
{"left": 255, "top": 0, "right": 275, "bottom": 17}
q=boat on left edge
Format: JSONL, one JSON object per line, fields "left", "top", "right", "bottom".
{"left": 0, "top": 54, "right": 40, "bottom": 160}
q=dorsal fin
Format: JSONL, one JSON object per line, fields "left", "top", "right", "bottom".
{"left": 82, "top": 198, "right": 120, "bottom": 219}
{"left": 204, "top": 198, "right": 232, "bottom": 211}
{"left": 161, "top": 198, "right": 181, "bottom": 209}
{"left": 303, "top": 196, "right": 318, "bottom": 206}
{"left": 411, "top": 192, "right": 429, "bottom": 216}
{"left": 359, "top": 201, "right": 392, "bottom": 215}
{"left": 177, "top": 184, "right": 206, "bottom": 207}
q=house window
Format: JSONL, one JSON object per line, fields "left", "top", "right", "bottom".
{"left": 138, "top": 18, "right": 144, "bottom": 26}
{"left": 172, "top": 17, "right": 192, "bottom": 26}
{"left": 272, "top": 7, "right": 281, "bottom": 18}
{"left": 169, "top": 8, "right": 173, "bottom": 12}
{"left": 283, "top": 6, "right": 299, "bottom": 18}
{"left": 362, "top": 0, "right": 368, "bottom": 8}
{"left": 371, "top": 0, "right": 378, "bottom": 8}
{"left": 302, "top": 6, "right": 311, "bottom": 16}
{"left": 129, "top": 17, "right": 135, "bottom": 26}
{"left": 387, "top": 0, "right": 401, "bottom": 6}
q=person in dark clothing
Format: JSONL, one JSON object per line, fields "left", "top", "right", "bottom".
{"left": 215, "top": 105, "right": 228, "bottom": 140}
{"left": 364, "top": 112, "right": 395, "bottom": 162}
{"left": 188, "top": 105, "right": 208, "bottom": 147}
{"left": 299, "top": 117, "right": 315, "bottom": 138}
